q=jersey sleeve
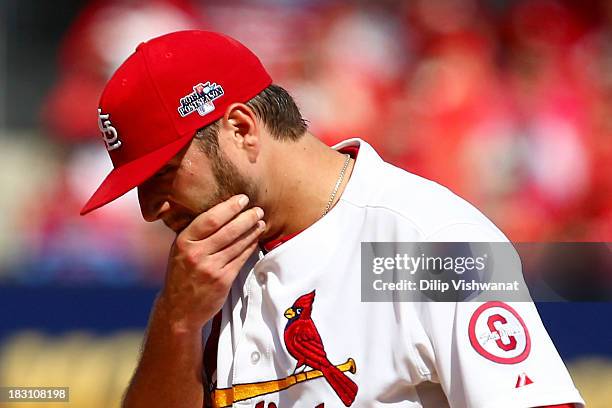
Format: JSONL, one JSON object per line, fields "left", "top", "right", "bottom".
{"left": 412, "top": 223, "right": 585, "bottom": 408}
{"left": 416, "top": 302, "right": 584, "bottom": 408}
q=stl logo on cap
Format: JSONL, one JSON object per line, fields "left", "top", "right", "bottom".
{"left": 97, "top": 108, "right": 122, "bottom": 151}
{"left": 178, "top": 81, "right": 225, "bottom": 117}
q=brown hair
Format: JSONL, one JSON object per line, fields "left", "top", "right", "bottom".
{"left": 195, "top": 84, "right": 307, "bottom": 153}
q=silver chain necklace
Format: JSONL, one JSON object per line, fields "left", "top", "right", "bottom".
{"left": 323, "top": 154, "right": 351, "bottom": 216}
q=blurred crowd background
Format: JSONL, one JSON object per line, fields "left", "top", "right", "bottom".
{"left": 0, "top": 0, "right": 611, "bottom": 406}
{"left": 2, "top": 0, "right": 612, "bottom": 285}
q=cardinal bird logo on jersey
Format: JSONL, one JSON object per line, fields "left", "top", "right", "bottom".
{"left": 284, "top": 290, "right": 358, "bottom": 406}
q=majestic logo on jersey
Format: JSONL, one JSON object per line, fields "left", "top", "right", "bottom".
{"left": 468, "top": 301, "right": 531, "bottom": 364}
{"left": 514, "top": 372, "right": 534, "bottom": 388}
{"left": 177, "top": 82, "right": 224, "bottom": 117}
{"left": 97, "top": 108, "right": 122, "bottom": 151}
{"left": 284, "top": 291, "right": 358, "bottom": 406}
{"left": 207, "top": 290, "right": 358, "bottom": 407}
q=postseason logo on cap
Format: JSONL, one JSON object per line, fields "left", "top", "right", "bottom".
{"left": 177, "top": 81, "right": 225, "bottom": 117}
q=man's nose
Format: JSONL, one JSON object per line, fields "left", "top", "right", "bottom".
{"left": 137, "top": 185, "right": 169, "bottom": 222}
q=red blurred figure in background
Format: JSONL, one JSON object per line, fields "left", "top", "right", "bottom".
{"left": 20, "top": 0, "right": 612, "bottom": 285}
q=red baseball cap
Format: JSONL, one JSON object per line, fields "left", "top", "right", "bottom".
{"left": 80, "top": 30, "right": 272, "bottom": 215}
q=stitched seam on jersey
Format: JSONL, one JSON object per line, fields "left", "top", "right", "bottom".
{"left": 337, "top": 199, "right": 428, "bottom": 237}
{"left": 339, "top": 200, "right": 503, "bottom": 241}
{"left": 423, "top": 222, "right": 504, "bottom": 241}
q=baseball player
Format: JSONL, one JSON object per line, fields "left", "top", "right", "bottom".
{"left": 81, "top": 31, "right": 584, "bottom": 408}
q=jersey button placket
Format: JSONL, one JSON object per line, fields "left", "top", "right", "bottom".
{"left": 233, "top": 270, "right": 266, "bottom": 387}
{"left": 251, "top": 271, "right": 266, "bottom": 369}
{"left": 250, "top": 351, "right": 261, "bottom": 364}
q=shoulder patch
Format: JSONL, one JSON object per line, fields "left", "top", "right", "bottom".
{"left": 468, "top": 301, "right": 531, "bottom": 364}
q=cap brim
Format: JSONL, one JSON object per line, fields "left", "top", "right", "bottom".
{"left": 80, "top": 133, "right": 194, "bottom": 215}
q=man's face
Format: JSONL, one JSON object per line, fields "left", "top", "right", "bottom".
{"left": 137, "top": 135, "right": 258, "bottom": 233}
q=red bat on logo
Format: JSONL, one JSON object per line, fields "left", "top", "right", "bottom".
{"left": 284, "top": 291, "right": 358, "bottom": 406}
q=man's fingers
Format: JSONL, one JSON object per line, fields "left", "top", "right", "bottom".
{"left": 181, "top": 194, "right": 250, "bottom": 241}
{"left": 204, "top": 207, "right": 264, "bottom": 253}
{"left": 214, "top": 220, "right": 265, "bottom": 266}
{"left": 221, "top": 240, "right": 260, "bottom": 283}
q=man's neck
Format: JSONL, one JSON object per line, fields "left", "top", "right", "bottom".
{"left": 259, "top": 133, "right": 354, "bottom": 243}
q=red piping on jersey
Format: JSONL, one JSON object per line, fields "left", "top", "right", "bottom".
{"left": 259, "top": 144, "right": 360, "bottom": 253}
{"left": 261, "top": 229, "right": 303, "bottom": 252}
{"left": 338, "top": 144, "right": 359, "bottom": 159}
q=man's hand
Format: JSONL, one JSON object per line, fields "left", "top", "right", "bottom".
{"left": 123, "top": 194, "right": 263, "bottom": 408}
{"left": 160, "top": 194, "right": 265, "bottom": 333}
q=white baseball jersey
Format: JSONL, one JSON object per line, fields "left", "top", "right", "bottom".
{"left": 202, "top": 138, "right": 584, "bottom": 408}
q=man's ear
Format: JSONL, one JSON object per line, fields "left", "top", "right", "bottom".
{"left": 223, "top": 103, "right": 260, "bottom": 162}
